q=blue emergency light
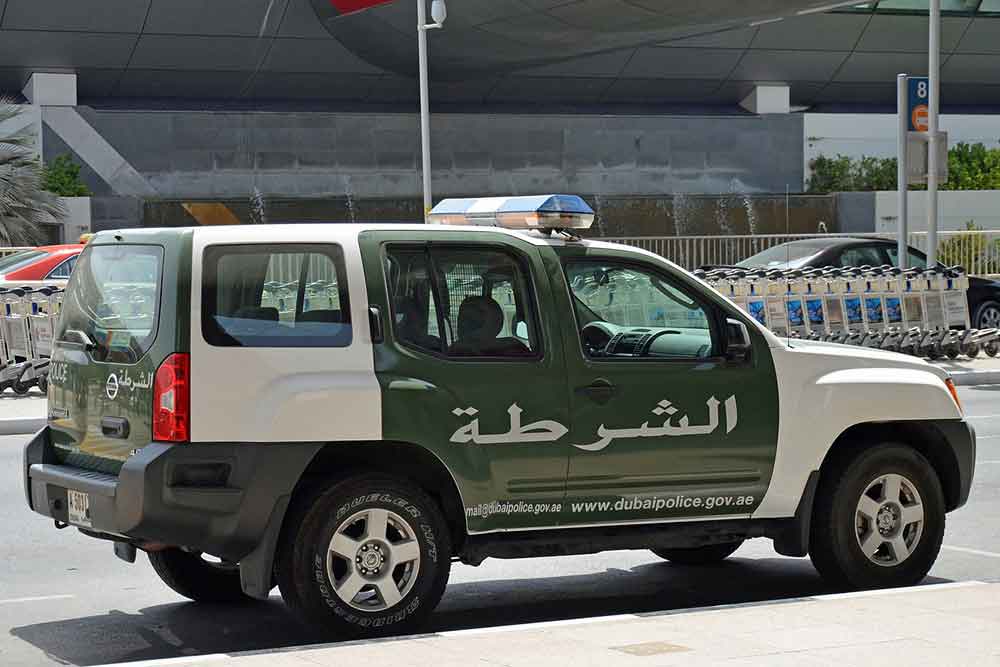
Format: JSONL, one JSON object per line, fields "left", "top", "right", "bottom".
{"left": 428, "top": 194, "right": 595, "bottom": 230}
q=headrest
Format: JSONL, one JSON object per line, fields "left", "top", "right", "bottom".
{"left": 457, "top": 296, "right": 503, "bottom": 342}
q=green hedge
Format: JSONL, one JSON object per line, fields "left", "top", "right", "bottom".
{"left": 807, "top": 142, "right": 1000, "bottom": 194}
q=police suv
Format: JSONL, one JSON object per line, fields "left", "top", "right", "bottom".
{"left": 24, "top": 195, "right": 975, "bottom": 637}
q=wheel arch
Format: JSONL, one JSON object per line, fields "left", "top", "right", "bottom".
{"left": 287, "top": 440, "right": 468, "bottom": 549}
{"left": 819, "top": 421, "right": 963, "bottom": 511}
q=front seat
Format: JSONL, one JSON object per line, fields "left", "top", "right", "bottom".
{"left": 448, "top": 296, "right": 530, "bottom": 357}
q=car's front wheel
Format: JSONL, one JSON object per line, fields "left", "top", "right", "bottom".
{"left": 277, "top": 474, "right": 452, "bottom": 638}
{"left": 809, "top": 444, "right": 944, "bottom": 590}
{"left": 652, "top": 541, "right": 743, "bottom": 565}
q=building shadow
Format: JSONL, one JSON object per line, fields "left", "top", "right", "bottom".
{"left": 9, "top": 555, "right": 955, "bottom": 666}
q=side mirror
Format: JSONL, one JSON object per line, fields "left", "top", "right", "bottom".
{"left": 725, "top": 318, "right": 752, "bottom": 363}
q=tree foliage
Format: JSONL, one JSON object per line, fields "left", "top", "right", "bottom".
{"left": 0, "top": 99, "right": 62, "bottom": 245}
{"left": 807, "top": 142, "right": 1000, "bottom": 194}
{"left": 42, "top": 154, "right": 91, "bottom": 197}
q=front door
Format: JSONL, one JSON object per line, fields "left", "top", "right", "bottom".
{"left": 556, "top": 252, "right": 780, "bottom": 526}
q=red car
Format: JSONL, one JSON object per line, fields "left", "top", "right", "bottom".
{"left": 0, "top": 244, "right": 84, "bottom": 282}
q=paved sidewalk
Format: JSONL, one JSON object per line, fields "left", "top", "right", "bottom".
{"left": 934, "top": 355, "right": 1000, "bottom": 386}
{"left": 0, "top": 392, "right": 45, "bottom": 435}
{"left": 101, "top": 581, "right": 999, "bottom": 667}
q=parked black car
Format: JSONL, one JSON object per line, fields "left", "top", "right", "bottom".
{"left": 728, "top": 237, "right": 1000, "bottom": 330}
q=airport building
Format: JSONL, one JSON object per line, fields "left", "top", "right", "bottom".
{"left": 4, "top": 0, "right": 1000, "bottom": 236}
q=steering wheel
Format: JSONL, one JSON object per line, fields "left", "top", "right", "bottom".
{"left": 580, "top": 322, "right": 613, "bottom": 356}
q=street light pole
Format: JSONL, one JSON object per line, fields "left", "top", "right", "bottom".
{"left": 417, "top": 0, "right": 432, "bottom": 220}
{"left": 927, "top": 0, "right": 940, "bottom": 266}
{"left": 417, "top": 0, "right": 445, "bottom": 221}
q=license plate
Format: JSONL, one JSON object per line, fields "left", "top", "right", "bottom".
{"left": 67, "top": 489, "right": 91, "bottom": 527}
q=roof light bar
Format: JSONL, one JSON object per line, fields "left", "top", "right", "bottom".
{"left": 428, "top": 195, "right": 595, "bottom": 230}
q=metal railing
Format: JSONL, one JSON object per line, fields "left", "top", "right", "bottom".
{"left": 0, "top": 247, "right": 33, "bottom": 258}
{"left": 596, "top": 231, "right": 1000, "bottom": 276}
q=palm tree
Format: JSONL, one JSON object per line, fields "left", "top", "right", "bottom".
{"left": 0, "top": 97, "right": 63, "bottom": 245}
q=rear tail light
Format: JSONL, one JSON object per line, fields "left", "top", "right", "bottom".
{"left": 153, "top": 353, "right": 190, "bottom": 442}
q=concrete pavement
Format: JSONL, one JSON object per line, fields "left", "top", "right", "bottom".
{"left": 934, "top": 355, "right": 1000, "bottom": 386}
{"left": 96, "top": 582, "right": 1000, "bottom": 667}
{"left": 0, "top": 391, "right": 45, "bottom": 435}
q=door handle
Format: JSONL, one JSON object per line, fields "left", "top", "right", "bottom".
{"left": 576, "top": 379, "right": 616, "bottom": 405}
{"left": 101, "top": 416, "right": 130, "bottom": 439}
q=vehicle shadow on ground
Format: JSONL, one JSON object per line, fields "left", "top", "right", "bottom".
{"left": 10, "top": 558, "right": 955, "bottom": 666}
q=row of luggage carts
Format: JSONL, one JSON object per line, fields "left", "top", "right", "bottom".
{"left": 695, "top": 264, "right": 999, "bottom": 360}
{"left": 0, "top": 285, "right": 63, "bottom": 393}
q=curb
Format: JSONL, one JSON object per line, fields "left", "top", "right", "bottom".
{"left": 950, "top": 370, "right": 1000, "bottom": 387}
{"left": 0, "top": 417, "right": 45, "bottom": 436}
{"left": 93, "top": 581, "right": 986, "bottom": 667}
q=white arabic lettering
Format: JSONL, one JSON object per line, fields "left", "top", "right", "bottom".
{"left": 449, "top": 396, "right": 739, "bottom": 450}
{"left": 573, "top": 396, "right": 739, "bottom": 452}
{"left": 449, "top": 404, "right": 568, "bottom": 445}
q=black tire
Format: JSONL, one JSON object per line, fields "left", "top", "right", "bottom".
{"left": 652, "top": 541, "right": 743, "bottom": 565}
{"left": 809, "top": 444, "right": 945, "bottom": 590}
{"left": 986, "top": 340, "right": 1000, "bottom": 358}
{"left": 973, "top": 300, "right": 1000, "bottom": 331}
{"left": 944, "top": 343, "right": 961, "bottom": 360}
{"left": 962, "top": 342, "right": 981, "bottom": 359}
{"left": 277, "top": 474, "right": 452, "bottom": 638}
{"left": 12, "top": 380, "right": 30, "bottom": 395}
{"left": 148, "top": 548, "right": 253, "bottom": 603}
{"left": 37, "top": 375, "right": 47, "bottom": 394}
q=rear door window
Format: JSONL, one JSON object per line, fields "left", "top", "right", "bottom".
{"left": 56, "top": 245, "right": 163, "bottom": 363}
{"left": 202, "top": 244, "right": 351, "bottom": 347}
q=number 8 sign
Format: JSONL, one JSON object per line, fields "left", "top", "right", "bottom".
{"left": 908, "top": 76, "right": 930, "bottom": 132}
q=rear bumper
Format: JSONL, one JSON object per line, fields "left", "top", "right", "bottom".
{"left": 24, "top": 427, "right": 321, "bottom": 561}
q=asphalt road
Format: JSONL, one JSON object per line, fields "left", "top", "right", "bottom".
{"left": 2, "top": 386, "right": 998, "bottom": 667}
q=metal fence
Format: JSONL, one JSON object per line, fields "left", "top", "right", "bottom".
{"left": 596, "top": 231, "right": 1000, "bottom": 276}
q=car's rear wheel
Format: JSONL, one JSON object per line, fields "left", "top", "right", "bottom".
{"left": 809, "top": 444, "right": 944, "bottom": 590}
{"left": 974, "top": 301, "right": 1000, "bottom": 330}
{"left": 652, "top": 541, "right": 743, "bottom": 565}
{"left": 277, "top": 474, "right": 451, "bottom": 638}
{"left": 148, "top": 548, "right": 254, "bottom": 603}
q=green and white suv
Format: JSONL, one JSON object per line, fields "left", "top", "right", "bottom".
{"left": 24, "top": 195, "right": 975, "bottom": 637}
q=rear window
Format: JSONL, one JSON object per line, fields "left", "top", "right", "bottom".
{"left": 202, "top": 244, "right": 351, "bottom": 348}
{"left": 56, "top": 244, "right": 163, "bottom": 363}
{"left": 0, "top": 250, "right": 46, "bottom": 273}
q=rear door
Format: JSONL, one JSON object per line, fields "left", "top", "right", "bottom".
{"left": 360, "top": 230, "right": 572, "bottom": 533}
{"left": 48, "top": 237, "right": 177, "bottom": 472}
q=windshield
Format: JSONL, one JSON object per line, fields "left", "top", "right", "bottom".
{"left": 736, "top": 243, "right": 828, "bottom": 269}
{"left": 56, "top": 244, "right": 163, "bottom": 363}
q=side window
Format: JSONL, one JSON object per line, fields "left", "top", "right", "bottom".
{"left": 202, "top": 244, "right": 351, "bottom": 347}
{"left": 838, "top": 246, "right": 885, "bottom": 268}
{"left": 385, "top": 245, "right": 540, "bottom": 358}
{"left": 47, "top": 256, "right": 77, "bottom": 279}
{"left": 565, "top": 260, "right": 716, "bottom": 360}
{"left": 888, "top": 246, "right": 929, "bottom": 270}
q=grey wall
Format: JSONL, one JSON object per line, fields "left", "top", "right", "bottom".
{"left": 835, "top": 191, "right": 876, "bottom": 234}
{"left": 73, "top": 108, "right": 804, "bottom": 201}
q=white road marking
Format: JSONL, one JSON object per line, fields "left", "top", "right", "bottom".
{"left": 942, "top": 545, "right": 1000, "bottom": 559}
{"left": 977, "top": 460, "right": 1000, "bottom": 464}
{"left": 0, "top": 594, "right": 75, "bottom": 605}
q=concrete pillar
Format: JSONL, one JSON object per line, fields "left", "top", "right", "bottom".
{"left": 740, "top": 85, "right": 791, "bottom": 115}
{"left": 22, "top": 73, "right": 77, "bottom": 107}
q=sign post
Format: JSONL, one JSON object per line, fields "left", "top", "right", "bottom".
{"left": 897, "top": 74, "right": 909, "bottom": 269}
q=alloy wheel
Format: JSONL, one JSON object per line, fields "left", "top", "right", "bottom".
{"left": 855, "top": 473, "right": 924, "bottom": 567}
{"left": 326, "top": 508, "right": 421, "bottom": 611}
